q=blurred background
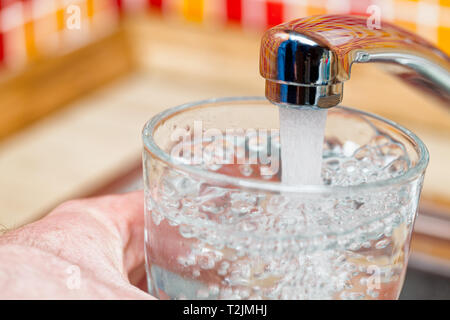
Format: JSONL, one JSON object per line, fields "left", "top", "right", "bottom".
{"left": 0, "top": 0, "right": 448, "bottom": 299}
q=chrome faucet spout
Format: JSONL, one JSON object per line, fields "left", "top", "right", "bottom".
{"left": 260, "top": 15, "right": 450, "bottom": 109}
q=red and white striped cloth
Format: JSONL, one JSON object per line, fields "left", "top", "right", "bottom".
{"left": 0, "top": 0, "right": 120, "bottom": 69}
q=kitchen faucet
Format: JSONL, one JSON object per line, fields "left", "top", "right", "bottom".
{"left": 260, "top": 15, "right": 450, "bottom": 109}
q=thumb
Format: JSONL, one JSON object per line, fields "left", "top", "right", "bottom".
{"left": 0, "top": 191, "right": 146, "bottom": 286}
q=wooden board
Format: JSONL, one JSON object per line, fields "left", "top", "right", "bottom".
{"left": 0, "top": 28, "right": 134, "bottom": 140}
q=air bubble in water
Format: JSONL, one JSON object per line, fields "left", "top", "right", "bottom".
{"left": 179, "top": 224, "right": 196, "bottom": 238}
{"left": 239, "top": 165, "right": 253, "bottom": 177}
{"left": 197, "top": 288, "right": 209, "bottom": 298}
{"left": 146, "top": 123, "right": 414, "bottom": 299}
{"left": 375, "top": 239, "right": 391, "bottom": 249}
{"left": 152, "top": 211, "right": 163, "bottom": 225}
{"left": 218, "top": 261, "right": 230, "bottom": 276}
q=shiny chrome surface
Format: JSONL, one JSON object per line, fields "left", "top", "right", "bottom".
{"left": 260, "top": 15, "right": 450, "bottom": 108}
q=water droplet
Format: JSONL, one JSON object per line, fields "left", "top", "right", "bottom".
{"left": 197, "top": 288, "right": 209, "bottom": 298}
{"left": 179, "top": 224, "right": 196, "bottom": 238}
{"left": 366, "top": 288, "right": 379, "bottom": 298}
{"left": 151, "top": 211, "right": 163, "bottom": 225}
{"left": 198, "top": 254, "right": 216, "bottom": 270}
{"left": 209, "top": 285, "right": 220, "bottom": 296}
{"left": 260, "top": 165, "right": 277, "bottom": 178}
{"left": 375, "top": 239, "right": 391, "bottom": 249}
{"left": 218, "top": 261, "right": 230, "bottom": 276}
{"left": 239, "top": 165, "right": 253, "bottom": 177}
{"left": 201, "top": 200, "right": 226, "bottom": 215}
{"left": 347, "top": 292, "right": 365, "bottom": 300}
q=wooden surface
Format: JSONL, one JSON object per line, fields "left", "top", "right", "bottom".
{"left": 0, "top": 28, "right": 134, "bottom": 140}
{"left": 0, "top": 16, "right": 448, "bottom": 269}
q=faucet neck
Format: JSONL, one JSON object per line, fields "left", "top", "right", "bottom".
{"left": 260, "top": 15, "right": 450, "bottom": 108}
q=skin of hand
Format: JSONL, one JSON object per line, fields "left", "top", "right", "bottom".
{"left": 0, "top": 191, "right": 155, "bottom": 299}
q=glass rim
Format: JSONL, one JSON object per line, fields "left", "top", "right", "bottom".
{"left": 142, "top": 96, "right": 429, "bottom": 194}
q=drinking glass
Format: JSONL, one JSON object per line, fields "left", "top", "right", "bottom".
{"left": 142, "top": 97, "right": 429, "bottom": 300}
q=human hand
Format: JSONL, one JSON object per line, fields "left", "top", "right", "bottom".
{"left": 0, "top": 191, "right": 154, "bottom": 299}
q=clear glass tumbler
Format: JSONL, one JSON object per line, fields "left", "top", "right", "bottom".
{"left": 142, "top": 97, "right": 429, "bottom": 300}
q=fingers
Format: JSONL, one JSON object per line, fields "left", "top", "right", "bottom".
{"left": 146, "top": 217, "right": 224, "bottom": 288}
{"left": 78, "top": 190, "right": 147, "bottom": 277}
{"left": 0, "top": 190, "right": 225, "bottom": 299}
{"left": 0, "top": 244, "right": 154, "bottom": 300}
{"left": 0, "top": 191, "right": 146, "bottom": 284}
